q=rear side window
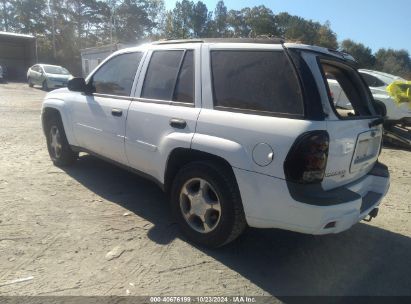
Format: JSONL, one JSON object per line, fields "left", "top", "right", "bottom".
{"left": 322, "top": 60, "right": 374, "bottom": 118}
{"left": 210, "top": 50, "right": 304, "bottom": 115}
{"left": 92, "top": 52, "right": 142, "bottom": 96}
{"left": 360, "top": 72, "right": 386, "bottom": 87}
{"left": 142, "top": 50, "right": 194, "bottom": 103}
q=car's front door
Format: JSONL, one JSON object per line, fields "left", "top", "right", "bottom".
{"left": 125, "top": 46, "right": 201, "bottom": 182}
{"left": 70, "top": 51, "right": 144, "bottom": 164}
{"left": 31, "top": 66, "right": 42, "bottom": 85}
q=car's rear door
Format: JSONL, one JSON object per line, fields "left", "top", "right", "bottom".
{"left": 306, "top": 53, "right": 383, "bottom": 191}
{"left": 70, "top": 51, "right": 144, "bottom": 164}
{"left": 125, "top": 44, "right": 201, "bottom": 182}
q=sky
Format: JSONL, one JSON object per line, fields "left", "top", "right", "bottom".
{"left": 164, "top": 0, "right": 411, "bottom": 54}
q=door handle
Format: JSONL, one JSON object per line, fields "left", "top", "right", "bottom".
{"left": 169, "top": 118, "right": 187, "bottom": 129}
{"left": 111, "top": 108, "right": 123, "bottom": 117}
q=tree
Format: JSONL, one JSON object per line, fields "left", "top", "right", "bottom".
{"left": 276, "top": 13, "right": 337, "bottom": 49}
{"left": 1, "top": 0, "right": 16, "bottom": 31}
{"left": 191, "top": 1, "right": 209, "bottom": 37}
{"left": 340, "top": 39, "right": 375, "bottom": 68}
{"left": 213, "top": 0, "right": 227, "bottom": 37}
{"left": 242, "top": 6, "right": 277, "bottom": 37}
{"left": 375, "top": 49, "right": 411, "bottom": 79}
{"left": 13, "top": 0, "right": 48, "bottom": 34}
{"left": 114, "top": 0, "right": 160, "bottom": 42}
{"left": 317, "top": 21, "right": 338, "bottom": 49}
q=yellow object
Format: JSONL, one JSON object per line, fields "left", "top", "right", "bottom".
{"left": 386, "top": 80, "right": 411, "bottom": 108}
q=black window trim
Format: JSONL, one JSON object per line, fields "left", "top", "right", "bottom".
{"left": 88, "top": 50, "right": 144, "bottom": 98}
{"left": 209, "top": 49, "right": 306, "bottom": 119}
{"left": 316, "top": 55, "right": 379, "bottom": 121}
{"left": 139, "top": 49, "right": 195, "bottom": 106}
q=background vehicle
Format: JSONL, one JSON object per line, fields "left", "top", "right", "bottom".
{"left": 328, "top": 69, "right": 411, "bottom": 126}
{"left": 27, "top": 64, "right": 73, "bottom": 90}
{"left": 41, "top": 39, "right": 390, "bottom": 247}
{"left": 359, "top": 69, "right": 411, "bottom": 126}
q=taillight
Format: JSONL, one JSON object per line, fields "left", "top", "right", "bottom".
{"left": 284, "top": 131, "right": 329, "bottom": 184}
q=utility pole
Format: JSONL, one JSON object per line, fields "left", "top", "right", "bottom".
{"left": 48, "top": 0, "right": 56, "bottom": 60}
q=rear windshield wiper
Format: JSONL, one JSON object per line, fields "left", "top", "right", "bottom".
{"left": 369, "top": 117, "right": 384, "bottom": 128}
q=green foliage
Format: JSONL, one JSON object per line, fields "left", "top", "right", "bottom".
{"left": 375, "top": 49, "right": 411, "bottom": 80}
{"left": 340, "top": 39, "right": 375, "bottom": 68}
{"left": 276, "top": 13, "right": 337, "bottom": 49}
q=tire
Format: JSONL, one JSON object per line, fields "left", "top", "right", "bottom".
{"left": 42, "top": 80, "right": 49, "bottom": 91}
{"left": 28, "top": 77, "right": 34, "bottom": 87}
{"left": 45, "top": 115, "right": 78, "bottom": 166}
{"left": 170, "top": 161, "right": 247, "bottom": 248}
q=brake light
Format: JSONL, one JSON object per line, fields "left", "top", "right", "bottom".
{"left": 284, "top": 131, "right": 329, "bottom": 184}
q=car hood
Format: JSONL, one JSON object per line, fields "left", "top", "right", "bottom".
{"left": 44, "top": 87, "right": 70, "bottom": 99}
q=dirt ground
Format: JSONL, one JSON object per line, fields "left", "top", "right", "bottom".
{"left": 0, "top": 82, "right": 410, "bottom": 298}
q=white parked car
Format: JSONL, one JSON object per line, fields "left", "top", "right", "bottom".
{"left": 41, "top": 39, "right": 390, "bottom": 247}
{"left": 328, "top": 69, "right": 411, "bottom": 125}
{"left": 27, "top": 64, "right": 73, "bottom": 90}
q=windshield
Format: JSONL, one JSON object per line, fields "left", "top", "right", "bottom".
{"left": 43, "top": 66, "right": 70, "bottom": 75}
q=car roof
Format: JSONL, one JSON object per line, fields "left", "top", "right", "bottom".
{"left": 359, "top": 69, "right": 404, "bottom": 81}
{"left": 113, "top": 38, "right": 355, "bottom": 63}
{"left": 36, "top": 64, "right": 64, "bottom": 68}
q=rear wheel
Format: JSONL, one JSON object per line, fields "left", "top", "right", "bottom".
{"left": 46, "top": 115, "right": 78, "bottom": 166}
{"left": 170, "top": 161, "right": 246, "bottom": 247}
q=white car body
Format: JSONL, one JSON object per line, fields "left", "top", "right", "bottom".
{"left": 27, "top": 64, "right": 73, "bottom": 89}
{"left": 41, "top": 40, "right": 390, "bottom": 240}
{"left": 359, "top": 69, "right": 411, "bottom": 124}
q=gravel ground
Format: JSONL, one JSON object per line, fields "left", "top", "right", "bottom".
{"left": 0, "top": 82, "right": 410, "bottom": 298}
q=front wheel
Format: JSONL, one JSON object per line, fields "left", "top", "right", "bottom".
{"left": 170, "top": 161, "right": 247, "bottom": 247}
{"left": 28, "top": 77, "right": 34, "bottom": 87}
{"left": 42, "top": 80, "right": 49, "bottom": 91}
{"left": 46, "top": 116, "right": 78, "bottom": 166}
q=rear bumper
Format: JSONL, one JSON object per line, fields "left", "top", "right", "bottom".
{"left": 234, "top": 162, "right": 390, "bottom": 234}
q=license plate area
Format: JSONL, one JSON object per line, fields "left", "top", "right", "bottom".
{"left": 350, "top": 129, "right": 382, "bottom": 173}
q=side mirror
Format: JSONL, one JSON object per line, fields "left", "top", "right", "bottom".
{"left": 68, "top": 77, "right": 91, "bottom": 94}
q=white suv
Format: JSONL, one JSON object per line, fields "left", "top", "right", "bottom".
{"left": 41, "top": 38, "right": 390, "bottom": 247}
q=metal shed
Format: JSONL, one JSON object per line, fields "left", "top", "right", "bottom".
{"left": 80, "top": 43, "right": 139, "bottom": 77}
{"left": 0, "top": 32, "right": 36, "bottom": 80}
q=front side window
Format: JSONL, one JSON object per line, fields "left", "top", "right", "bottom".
{"left": 210, "top": 50, "right": 304, "bottom": 115}
{"left": 91, "top": 52, "right": 143, "bottom": 96}
{"left": 141, "top": 50, "right": 195, "bottom": 103}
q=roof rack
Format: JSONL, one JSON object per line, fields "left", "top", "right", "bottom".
{"left": 152, "top": 37, "right": 285, "bottom": 45}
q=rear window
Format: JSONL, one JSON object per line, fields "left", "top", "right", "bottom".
{"left": 210, "top": 50, "right": 304, "bottom": 116}
{"left": 322, "top": 59, "right": 375, "bottom": 118}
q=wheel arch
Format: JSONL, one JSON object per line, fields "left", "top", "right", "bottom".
{"left": 164, "top": 148, "right": 239, "bottom": 196}
{"left": 42, "top": 100, "right": 77, "bottom": 146}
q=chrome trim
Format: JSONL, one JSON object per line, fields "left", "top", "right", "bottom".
{"left": 93, "top": 93, "right": 133, "bottom": 100}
